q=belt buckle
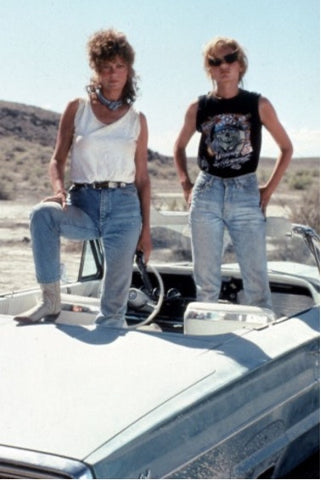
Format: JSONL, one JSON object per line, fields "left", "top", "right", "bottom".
{"left": 93, "top": 182, "right": 108, "bottom": 189}
{"left": 109, "top": 181, "right": 118, "bottom": 189}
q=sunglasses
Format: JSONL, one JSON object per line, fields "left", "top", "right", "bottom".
{"left": 208, "top": 51, "right": 239, "bottom": 67}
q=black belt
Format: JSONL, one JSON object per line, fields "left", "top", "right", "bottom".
{"left": 74, "top": 181, "right": 130, "bottom": 189}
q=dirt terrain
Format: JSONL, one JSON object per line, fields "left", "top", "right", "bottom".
{"left": 0, "top": 202, "right": 38, "bottom": 292}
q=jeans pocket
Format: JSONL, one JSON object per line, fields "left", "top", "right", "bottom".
{"left": 235, "top": 173, "right": 258, "bottom": 192}
{"left": 68, "top": 186, "right": 97, "bottom": 212}
{"left": 233, "top": 174, "right": 260, "bottom": 209}
{"left": 194, "top": 173, "right": 213, "bottom": 195}
{"left": 122, "top": 184, "right": 138, "bottom": 197}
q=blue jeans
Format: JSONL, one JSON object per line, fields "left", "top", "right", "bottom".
{"left": 190, "top": 171, "right": 272, "bottom": 309}
{"left": 30, "top": 184, "right": 141, "bottom": 326}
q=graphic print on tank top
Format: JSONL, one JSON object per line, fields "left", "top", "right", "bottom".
{"left": 200, "top": 113, "right": 253, "bottom": 172}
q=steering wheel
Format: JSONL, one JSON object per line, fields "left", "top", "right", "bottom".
{"left": 127, "top": 252, "right": 164, "bottom": 329}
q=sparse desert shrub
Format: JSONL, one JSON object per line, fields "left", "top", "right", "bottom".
{"left": 288, "top": 169, "right": 315, "bottom": 190}
{"left": 0, "top": 172, "right": 14, "bottom": 182}
{"left": 290, "top": 186, "right": 320, "bottom": 234}
{"left": 257, "top": 169, "right": 270, "bottom": 184}
{"left": 0, "top": 181, "right": 14, "bottom": 200}
{"left": 13, "top": 145, "right": 26, "bottom": 153}
{"left": 15, "top": 158, "right": 25, "bottom": 166}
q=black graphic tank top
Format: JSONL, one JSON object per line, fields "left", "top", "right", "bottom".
{"left": 196, "top": 89, "right": 262, "bottom": 178}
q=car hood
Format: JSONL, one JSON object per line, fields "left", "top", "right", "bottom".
{"left": 0, "top": 318, "right": 227, "bottom": 460}
{"left": 0, "top": 311, "right": 318, "bottom": 461}
{"left": 222, "top": 261, "right": 319, "bottom": 283}
{"left": 267, "top": 261, "right": 320, "bottom": 281}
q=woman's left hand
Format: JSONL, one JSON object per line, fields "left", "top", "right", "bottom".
{"left": 259, "top": 186, "right": 271, "bottom": 216}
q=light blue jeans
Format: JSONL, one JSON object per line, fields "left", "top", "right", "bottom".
{"left": 190, "top": 171, "right": 272, "bottom": 309}
{"left": 30, "top": 184, "right": 141, "bottom": 326}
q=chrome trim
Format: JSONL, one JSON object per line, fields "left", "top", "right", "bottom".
{"left": 0, "top": 445, "right": 93, "bottom": 479}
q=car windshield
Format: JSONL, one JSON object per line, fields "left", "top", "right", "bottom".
{"left": 149, "top": 207, "right": 320, "bottom": 280}
{"left": 58, "top": 206, "right": 319, "bottom": 288}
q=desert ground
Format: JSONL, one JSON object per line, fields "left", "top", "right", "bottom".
{"left": 0, "top": 201, "right": 85, "bottom": 292}
{"left": 0, "top": 202, "right": 40, "bottom": 292}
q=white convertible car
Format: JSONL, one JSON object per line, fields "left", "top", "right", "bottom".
{"left": 0, "top": 212, "right": 319, "bottom": 479}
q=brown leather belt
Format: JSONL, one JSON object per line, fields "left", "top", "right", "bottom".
{"left": 74, "top": 181, "right": 130, "bottom": 189}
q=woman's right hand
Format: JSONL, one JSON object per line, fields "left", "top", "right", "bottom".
{"left": 42, "top": 190, "right": 67, "bottom": 209}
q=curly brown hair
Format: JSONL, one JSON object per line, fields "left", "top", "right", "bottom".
{"left": 87, "top": 28, "right": 138, "bottom": 104}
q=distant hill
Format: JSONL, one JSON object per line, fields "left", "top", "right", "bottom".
{"left": 0, "top": 100, "right": 319, "bottom": 203}
{"left": 0, "top": 100, "right": 171, "bottom": 160}
{"left": 0, "top": 100, "right": 60, "bottom": 146}
{"left": 0, "top": 100, "right": 174, "bottom": 201}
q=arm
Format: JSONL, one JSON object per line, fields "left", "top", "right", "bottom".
{"left": 134, "top": 113, "right": 152, "bottom": 262}
{"left": 173, "top": 101, "right": 198, "bottom": 204}
{"left": 44, "top": 99, "right": 79, "bottom": 208}
{"left": 259, "top": 96, "right": 293, "bottom": 213}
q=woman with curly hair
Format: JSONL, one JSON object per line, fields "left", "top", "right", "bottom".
{"left": 174, "top": 36, "right": 293, "bottom": 309}
{"left": 15, "top": 29, "right": 151, "bottom": 328}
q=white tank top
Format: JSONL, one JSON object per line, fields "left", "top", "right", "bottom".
{"left": 70, "top": 98, "right": 141, "bottom": 183}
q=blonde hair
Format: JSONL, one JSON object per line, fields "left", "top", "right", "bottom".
{"left": 203, "top": 36, "right": 248, "bottom": 83}
{"left": 87, "top": 28, "right": 138, "bottom": 104}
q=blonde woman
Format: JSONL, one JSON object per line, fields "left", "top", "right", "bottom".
{"left": 174, "top": 37, "right": 292, "bottom": 308}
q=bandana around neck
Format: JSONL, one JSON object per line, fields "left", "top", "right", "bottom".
{"left": 86, "top": 85, "right": 123, "bottom": 111}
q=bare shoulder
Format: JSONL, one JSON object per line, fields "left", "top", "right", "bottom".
{"left": 58, "top": 98, "right": 81, "bottom": 129}
{"left": 258, "top": 96, "right": 279, "bottom": 123}
{"left": 259, "top": 95, "right": 276, "bottom": 113}
{"left": 135, "top": 112, "right": 148, "bottom": 150}
{"left": 186, "top": 99, "right": 199, "bottom": 116}
{"left": 138, "top": 112, "right": 148, "bottom": 139}
{"left": 258, "top": 96, "right": 292, "bottom": 152}
{"left": 174, "top": 99, "right": 199, "bottom": 149}
{"left": 182, "top": 100, "right": 199, "bottom": 131}
{"left": 54, "top": 99, "right": 81, "bottom": 140}
{"left": 138, "top": 111, "right": 147, "bottom": 125}
{"left": 64, "top": 98, "right": 82, "bottom": 116}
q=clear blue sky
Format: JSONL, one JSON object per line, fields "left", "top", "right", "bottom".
{"left": 0, "top": 0, "right": 319, "bottom": 157}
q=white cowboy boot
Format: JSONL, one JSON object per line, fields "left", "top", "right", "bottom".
{"left": 14, "top": 282, "right": 61, "bottom": 323}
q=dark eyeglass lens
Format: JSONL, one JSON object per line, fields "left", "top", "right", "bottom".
{"left": 225, "top": 52, "right": 238, "bottom": 63}
{"left": 208, "top": 51, "right": 238, "bottom": 67}
{"left": 209, "top": 58, "right": 222, "bottom": 67}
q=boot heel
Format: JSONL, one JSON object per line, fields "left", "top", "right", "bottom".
{"left": 13, "top": 281, "right": 61, "bottom": 324}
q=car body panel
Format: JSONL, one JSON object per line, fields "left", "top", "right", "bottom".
{"left": 0, "top": 306, "right": 318, "bottom": 464}
{"left": 0, "top": 217, "right": 319, "bottom": 478}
